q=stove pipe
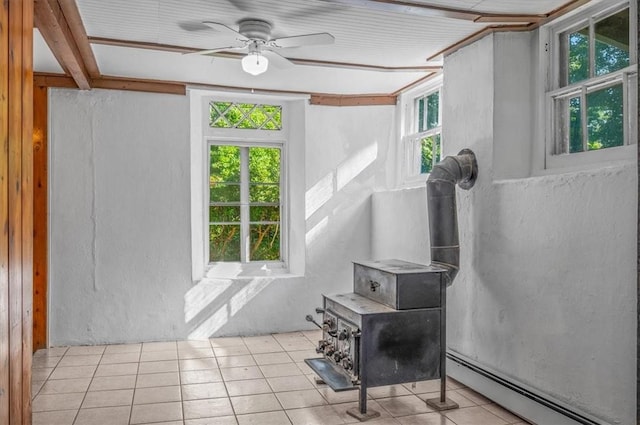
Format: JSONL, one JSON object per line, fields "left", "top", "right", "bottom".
{"left": 426, "top": 148, "right": 478, "bottom": 285}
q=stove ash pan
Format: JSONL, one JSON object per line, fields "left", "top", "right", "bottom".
{"left": 353, "top": 259, "right": 448, "bottom": 310}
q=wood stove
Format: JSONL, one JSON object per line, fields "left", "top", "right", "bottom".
{"left": 305, "top": 149, "right": 478, "bottom": 421}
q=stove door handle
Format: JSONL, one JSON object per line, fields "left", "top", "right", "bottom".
{"left": 305, "top": 315, "right": 322, "bottom": 329}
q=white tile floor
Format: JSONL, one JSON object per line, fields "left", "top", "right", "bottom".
{"left": 32, "top": 330, "right": 534, "bottom": 425}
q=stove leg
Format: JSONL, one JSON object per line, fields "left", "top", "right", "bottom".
{"left": 346, "top": 385, "right": 380, "bottom": 422}
{"left": 426, "top": 284, "right": 459, "bottom": 412}
{"left": 426, "top": 377, "right": 459, "bottom": 411}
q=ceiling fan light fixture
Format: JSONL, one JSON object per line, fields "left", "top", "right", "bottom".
{"left": 242, "top": 52, "right": 269, "bottom": 75}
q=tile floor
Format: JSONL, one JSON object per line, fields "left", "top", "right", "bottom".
{"left": 32, "top": 330, "right": 534, "bottom": 425}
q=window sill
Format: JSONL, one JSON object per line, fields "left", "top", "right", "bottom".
{"left": 204, "top": 262, "right": 300, "bottom": 279}
{"left": 540, "top": 144, "right": 636, "bottom": 176}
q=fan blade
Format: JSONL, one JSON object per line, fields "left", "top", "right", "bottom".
{"left": 183, "top": 46, "right": 246, "bottom": 56}
{"left": 270, "top": 32, "right": 335, "bottom": 48}
{"left": 283, "top": 4, "right": 347, "bottom": 20}
{"left": 262, "top": 50, "right": 294, "bottom": 69}
{"left": 178, "top": 21, "right": 211, "bottom": 32}
{"left": 226, "top": 0, "right": 252, "bottom": 12}
{"left": 202, "top": 21, "right": 249, "bottom": 42}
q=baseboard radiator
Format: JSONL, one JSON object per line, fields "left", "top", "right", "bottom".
{"left": 446, "top": 351, "right": 608, "bottom": 425}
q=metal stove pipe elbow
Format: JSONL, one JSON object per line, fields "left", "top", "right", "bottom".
{"left": 426, "top": 149, "right": 478, "bottom": 286}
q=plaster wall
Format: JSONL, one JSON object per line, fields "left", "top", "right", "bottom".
{"left": 49, "top": 88, "right": 395, "bottom": 344}
{"left": 373, "top": 33, "right": 636, "bottom": 424}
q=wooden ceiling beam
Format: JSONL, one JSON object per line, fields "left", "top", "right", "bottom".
{"left": 427, "top": 24, "right": 532, "bottom": 61}
{"left": 322, "top": 0, "right": 546, "bottom": 23}
{"left": 309, "top": 94, "right": 397, "bottom": 106}
{"left": 34, "top": 72, "right": 186, "bottom": 95}
{"left": 34, "top": 0, "right": 91, "bottom": 89}
{"left": 34, "top": 72, "right": 400, "bottom": 107}
{"left": 425, "top": 0, "right": 592, "bottom": 61}
{"left": 56, "top": 0, "right": 100, "bottom": 78}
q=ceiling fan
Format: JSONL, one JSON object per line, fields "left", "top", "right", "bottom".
{"left": 187, "top": 19, "right": 335, "bottom": 75}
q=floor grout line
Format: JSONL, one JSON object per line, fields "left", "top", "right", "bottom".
{"left": 32, "top": 331, "right": 533, "bottom": 425}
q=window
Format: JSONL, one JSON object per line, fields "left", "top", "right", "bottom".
{"left": 209, "top": 144, "right": 282, "bottom": 262}
{"left": 190, "top": 91, "right": 305, "bottom": 279}
{"left": 400, "top": 76, "right": 443, "bottom": 183}
{"left": 206, "top": 100, "right": 285, "bottom": 265}
{"left": 545, "top": 1, "right": 636, "bottom": 164}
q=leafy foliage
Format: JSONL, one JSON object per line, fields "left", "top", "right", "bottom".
{"left": 421, "top": 134, "right": 441, "bottom": 174}
{"left": 210, "top": 102, "right": 282, "bottom": 130}
{"left": 209, "top": 144, "right": 281, "bottom": 262}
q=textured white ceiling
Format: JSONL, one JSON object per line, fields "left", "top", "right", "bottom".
{"left": 33, "top": 0, "right": 575, "bottom": 94}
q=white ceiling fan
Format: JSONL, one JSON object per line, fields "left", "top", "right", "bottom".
{"left": 188, "top": 19, "right": 335, "bottom": 75}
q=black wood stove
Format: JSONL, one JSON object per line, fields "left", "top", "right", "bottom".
{"left": 305, "top": 149, "right": 478, "bottom": 421}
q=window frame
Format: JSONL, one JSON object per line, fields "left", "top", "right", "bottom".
{"left": 542, "top": 0, "right": 637, "bottom": 170}
{"left": 206, "top": 140, "right": 287, "bottom": 266}
{"left": 398, "top": 74, "right": 444, "bottom": 185}
{"left": 201, "top": 97, "right": 291, "bottom": 276}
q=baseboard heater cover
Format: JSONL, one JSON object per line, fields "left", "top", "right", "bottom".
{"left": 446, "top": 351, "right": 608, "bottom": 425}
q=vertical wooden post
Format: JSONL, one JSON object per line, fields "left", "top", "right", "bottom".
{"left": 1, "top": 0, "right": 34, "bottom": 424}
{"left": 33, "top": 84, "right": 47, "bottom": 352}
{"left": 636, "top": 2, "right": 639, "bottom": 423}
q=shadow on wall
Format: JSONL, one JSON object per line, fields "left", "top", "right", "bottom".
{"left": 185, "top": 276, "right": 275, "bottom": 339}
{"left": 183, "top": 142, "right": 379, "bottom": 338}
{"left": 306, "top": 143, "right": 378, "bottom": 245}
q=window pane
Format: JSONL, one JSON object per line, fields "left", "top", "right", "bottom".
{"left": 587, "top": 83, "right": 624, "bottom": 150}
{"left": 210, "top": 183, "right": 240, "bottom": 202}
{"left": 226, "top": 105, "right": 243, "bottom": 126}
{"left": 426, "top": 92, "right": 440, "bottom": 130}
{"left": 249, "top": 147, "right": 280, "bottom": 183}
{"left": 418, "top": 97, "right": 425, "bottom": 132}
{"left": 210, "top": 206, "right": 240, "bottom": 223}
{"left": 250, "top": 224, "right": 280, "bottom": 261}
{"left": 569, "top": 96, "right": 584, "bottom": 153}
{"left": 250, "top": 206, "right": 280, "bottom": 222}
{"left": 595, "top": 9, "right": 629, "bottom": 76}
{"left": 209, "top": 101, "right": 281, "bottom": 130}
{"left": 209, "top": 102, "right": 232, "bottom": 128}
{"left": 420, "top": 134, "right": 441, "bottom": 174}
{"left": 210, "top": 224, "right": 241, "bottom": 262}
{"left": 250, "top": 184, "right": 279, "bottom": 203}
{"left": 210, "top": 145, "right": 240, "bottom": 182}
{"left": 565, "top": 26, "right": 589, "bottom": 85}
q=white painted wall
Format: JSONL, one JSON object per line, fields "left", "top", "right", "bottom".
{"left": 373, "top": 33, "right": 636, "bottom": 425}
{"left": 49, "top": 88, "right": 395, "bottom": 344}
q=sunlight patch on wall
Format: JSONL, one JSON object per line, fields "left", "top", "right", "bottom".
{"left": 305, "top": 216, "right": 329, "bottom": 247}
{"left": 230, "top": 278, "right": 274, "bottom": 316}
{"left": 186, "top": 277, "right": 274, "bottom": 339}
{"left": 336, "top": 143, "right": 378, "bottom": 191}
{"left": 184, "top": 279, "right": 232, "bottom": 323}
{"left": 188, "top": 307, "right": 229, "bottom": 340}
{"left": 305, "top": 172, "right": 334, "bottom": 220}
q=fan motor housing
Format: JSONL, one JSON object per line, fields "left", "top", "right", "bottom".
{"left": 238, "top": 19, "right": 272, "bottom": 41}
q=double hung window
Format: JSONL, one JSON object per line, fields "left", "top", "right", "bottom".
{"left": 546, "top": 1, "right": 636, "bottom": 163}
{"left": 400, "top": 77, "right": 443, "bottom": 182}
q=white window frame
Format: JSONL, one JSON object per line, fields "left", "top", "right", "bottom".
{"left": 202, "top": 99, "right": 288, "bottom": 275}
{"left": 207, "top": 140, "right": 286, "bottom": 265}
{"left": 398, "top": 74, "right": 443, "bottom": 186}
{"left": 541, "top": 0, "right": 637, "bottom": 171}
{"left": 190, "top": 90, "right": 307, "bottom": 280}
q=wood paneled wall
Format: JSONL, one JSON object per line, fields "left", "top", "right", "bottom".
{"left": 1, "top": 0, "right": 34, "bottom": 424}
{"left": 33, "top": 85, "right": 47, "bottom": 352}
